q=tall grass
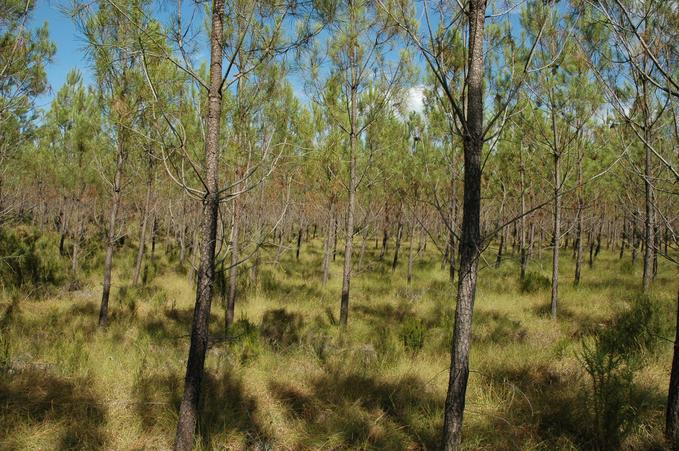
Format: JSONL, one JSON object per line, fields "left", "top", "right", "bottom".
{"left": 0, "top": 230, "right": 677, "bottom": 449}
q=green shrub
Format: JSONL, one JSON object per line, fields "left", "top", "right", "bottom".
{"left": 229, "top": 317, "right": 262, "bottom": 364}
{"left": 0, "top": 226, "right": 67, "bottom": 289}
{"left": 304, "top": 318, "right": 334, "bottom": 362}
{"left": 260, "top": 309, "right": 303, "bottom": 349}
{"left": 400, "top": 317, "right": 426, "bottom": 351}
{"left": 577, "top": 294, "right": 663, "bottom": 449}
{"left": 579, "top": 335, "right": 635, "bottom": 450}
{"left": 519, "top": 271, "right": 551, "bottom": 293}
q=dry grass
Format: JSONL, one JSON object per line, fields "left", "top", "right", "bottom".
{"left": 1, "top": 235, "right": 677, "bottom": 450}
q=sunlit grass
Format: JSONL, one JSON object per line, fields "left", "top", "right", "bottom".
{"left": 1, "top": 233, "right": 677, "bottom": 449}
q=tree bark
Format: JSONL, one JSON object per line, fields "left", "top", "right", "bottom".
{"left": 392, "top": 214, "right": 403, "bottom": 271}
{"left": 98, "top": 127, "right": 127, "bottom": 328}
{"left": 339, "top": 4, "right": 359, "bottom": 327}
{"left": 133, "top": 158, "right": 154, "bottom": 285}
{"left": 407, "top": 217, "right": 415, "bottom": 284}
{"left": 642, "top": 78, "right": 655, "bottom": 292}
{"left": 574, "top": 144, "right": 584, "bottom": 286}
{"left": 666, "top": 288, "right": 679, "bottom": 448}
{"left": 322, "top": 200, "right": 334, "bottom": 286}
{"left": 441, "top": 1, "right": 486, "bottom": 448}
{"left": 174, "top": 0, "right": 224, "bottom": 447}
{"left": 226, "top": 182, "right": 240, "bottom": 332}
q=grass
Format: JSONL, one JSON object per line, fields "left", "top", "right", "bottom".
{"left": 1, "top": 233, "right": 678, "bottom": 450}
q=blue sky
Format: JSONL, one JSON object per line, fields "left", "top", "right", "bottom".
{"left": 33, "top": 0, "right": 93, "bottom": 108}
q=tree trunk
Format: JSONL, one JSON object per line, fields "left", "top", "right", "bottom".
{"left": 519, "top": 146, "right": 527, "bottom": 280}
{"left": 133, "top": 161, "right": 154, "bottom": 285}
{"left": 296, "top": 226, "right": 302, "bottom": 260}
{"left": 392, "top": 216, "right": 403, "bottom": 271}
{"left": 174, "top": 0, "right": 224, "bottom": 447}
{"left": 666, "top": 288, "right": 679, "bottom": 448}
{"left": 574, "top": 145, "right": 584, "bottom": 286}
{"left": 226, "top": 185, "right": 240, "bottom": 332}
{"left": 98, "top": 128, "right": 127, "bottom": 328}
{"left": 448, "top": 159, "right": 457, "bottom": 284}
{"left": 495, "top": 227, "right": 504, "bottom": 269}
{"left": 380, "top": 227, "right": 388, "bottom": 260}
{"left": 551, "top": 151, "right": 561, "bottom": 321}
{"left": 642, "top": 80, "right": 655, "bottom": 292}
{"left": 339, "top": 6, "right": 359, "bottom": 328}
{"left": 322, "top": 201, "right": 334, "bottom": 286}
{"left": 441, "top": 1, "right": 486, "bottom": 448}
{"left": 407, "top": 218, "right": 415, "bottom": 284}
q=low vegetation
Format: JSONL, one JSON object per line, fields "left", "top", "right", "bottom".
{"left": 1, "top": 231, "right": 676, "bottom": 449}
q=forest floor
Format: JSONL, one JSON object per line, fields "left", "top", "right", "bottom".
{"left": 1, "top": 236, "right": 678, "bottom": 450}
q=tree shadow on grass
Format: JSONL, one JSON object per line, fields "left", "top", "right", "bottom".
{"left": 270, "top": 371, "right": 443, "bottom": 449}
{"left": 0, "top": 369, "right": 108, "bottom": 450}
{"left": 469, "top": 363, "right": 666, "bottom": 450}
{"left": 132, "top": 368, "right": 271, "bottom": 449}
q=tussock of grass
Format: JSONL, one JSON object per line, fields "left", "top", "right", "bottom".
{"left": 0, "top": 235, "right": 677, "bottom": 449}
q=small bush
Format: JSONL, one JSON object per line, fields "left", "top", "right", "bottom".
{"left": 260, "top": 308, "right": 304, "bottom": 349}
{"left": 229, "top": 317, "right": 262, "bottom": 364}
{"left": 400, "top": 317, "right": 427, "bottom": 351}
{"left": 304, "top": 317, "right": 334, "bottom": 362}
{"left": 579, "top": 335, "right": 635, "bottom": 450}
{"left": 577, "top": 294, "right": 663, "bottom": 449}
{"left": 519, "top": 271, "right": 551, "bottom": 293}
{"left": 0, "top": 226, "right": 67, "bottom": 290}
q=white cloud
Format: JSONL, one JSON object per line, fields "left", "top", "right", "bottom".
{"left": 405, "top": 85, "right": 426, "bottom": 116}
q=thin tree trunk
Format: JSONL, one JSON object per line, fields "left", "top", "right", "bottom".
{"left": 322, "top": 202, "right": 334, "bottom": 286}
{"left": 519, "top": 147, "right": 527, "bottom": 280}
{"left": 642, "top": 79, "right": 655, "bottom": 292}
{"left": 392, "top": 215, "right": 403, "bottom": 271}
{"left": 296, "top": 226, "right": 302, "bottom": 260}
{"left": 441, "top": 1, "right": 486, "bottom": 447}
{"left": 226, "top": 184, "right": 240, "bottom": 332}
{"left": 574, "top": 144, "right": 584, "bottom": 286}
{"left": 98, "top": 128, "right": 127, "bottom": 328}
{"left": 666, "top": 288, "right": 679, "bottom": 448}
{"left": 174, "top": 0, "right": 224, "bottom": 447}
{"left": 549, "top": 84, "right": 562, "bottom": 321}
{"left": 339, "top": 13, "right": 359, "bottom": 327}
{"left": 407, "top": 217, "right": 415, "bottom": 284}
{"left": 133, "top": 161, "right": 154, "bottom": 285}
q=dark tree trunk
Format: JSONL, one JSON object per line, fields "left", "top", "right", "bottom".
{"left": 666, "top": 288, "right": 679, "bottom": 448}
{"left": 174, "top": 1, "right": 224, "bottom": 448}
{"left": 495, "top": 227, "right": 504, "bottom": 269}
{"left": 392, "top": 217, "right": 403, "bottom": 271}
{"left": 296, "top": 227, "right": 302, "bottom": 260}
{"left": 441, "top": 1, "right": 486, "bottom": 448}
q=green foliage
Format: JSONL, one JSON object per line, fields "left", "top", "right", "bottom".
{"left": 578, "top": 294, "right": 664, "bottom": 449}
{"left": 0, "top": 226, "right": 67, "bottom": 290}
{"left": 260, "top": 309, "right": 304, "bottom": 349}
{"left": 400, "top": 316, "right": 426, "bottom": 351}
{"left": 519, "top": 271, "right": 550, "bottom": 293}
{"left": 229, "top": 317, "right": 262, "bottom": 364}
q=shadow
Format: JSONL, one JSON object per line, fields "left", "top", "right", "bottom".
{"left": 471, "top": 361, "right": 667, "bottom": 450}
{"left": 0, "top": 369, "right": 108, "bottom": 449}
{"left": 270, "top": 371, "right": 443, "bottom": 449}
{"left": 472, "top": 310, "right": 527, "bottom": 344}
{"left": 199, "top": 370, "right": 272, "bottom": 449}
{"left": 133, "top": 372, "right": 182, "bottom": 431}
{"left": 353, "top": 302, "right": 413, "bottom": 325}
